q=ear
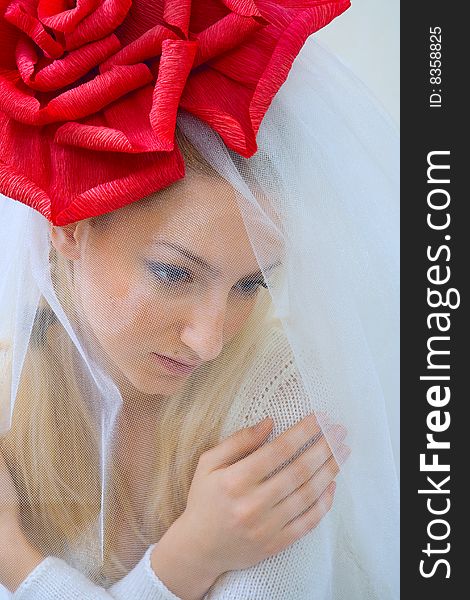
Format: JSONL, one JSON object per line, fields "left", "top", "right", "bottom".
{"left": 50, "top": 223, "right": 81, "bottom": 260}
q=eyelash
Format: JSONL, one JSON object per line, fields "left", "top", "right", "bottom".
{"left": 147, "top": 262, "right": 268, "bottom": 295}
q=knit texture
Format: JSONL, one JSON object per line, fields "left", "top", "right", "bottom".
{"left": 12, "top": 544, "right": 180, "bottom": 600}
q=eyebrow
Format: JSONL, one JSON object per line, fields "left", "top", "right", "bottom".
{"left": 154, "top": 240, "right": 282, "bottom": 280}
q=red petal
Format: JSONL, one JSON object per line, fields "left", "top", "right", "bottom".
{"left": 192, "top": 12, "right": 262, "bottom": 67}
{"left": 183, "top": 0, "right": 350, "bottom": 151}
{"left": 163, "top": 0, "right": 191, "bottom": 38}
{"left": 0, "top": 63, "right": 153, "bottom": 125}
{"left": 258, "top": 0, "right": 345, "bottom": 8}
{"left": 221, "top": 0, "right": 262, "bottom": 17}
{"left": 37, "top": 0, "right": 100, "bottom": 33}
{"left": 0, "top": 9, "right": 21, "bottom": 69}
{"left": 181, "top": 68, "right": 257, "bottom": 157}
{"left": 55, "top": 122, "right": 137, "bottom": 152}
{"left": 4, "top": 2, "right": 64, "bottom": 59}
{"left": 189, "top": 0, "right": 230, "bottom": 34}
{"left": 45, "top": 63, "right": 153, "bottom": 122}
{"left": 0, "top": 91, "right": 186, "bottom": 225}
{"left": 64, "top": 0, "right": 132, "bottom": 51}
{"left": 51, "top": 145, "right": 185, "bottom": 225}
{"left": 1, "top": 63, "right": 152, "bottom": 125}
{"left": 0, "top": 110, "right": 52, "bottom": 219}
{"left": 110, "top": 0, "right": 165, "bottom": 46}
{"left": 17, "top": 34, "right": 121, "bottom": 91}
{"left": 210, "top": 2, "right": 350, "bottom": 86}
{"left": 249, "top": 2, "right": 351, "bottom": 133}
{"left": 0, "top": 0, "right": 353, "bottom": 225}
{"left": 254, "top": 1, "right": 350, "bottom": 29}
{"left": 55, "top": 85, "right": 178, "bottom": 153}
{"left": 0, "top": 160, "right": 51, "bottom": 219}
{"left": 15, "top": 35, "right": 37, "bottom": 85}
{"left": 150, "top": 39, "right": 197, "bottom": 150}
{"left": 100, "top": 24, "right": 177, "bottom": 72}
{"left": 0, "top": 68, "right": 42, "bottom": 126}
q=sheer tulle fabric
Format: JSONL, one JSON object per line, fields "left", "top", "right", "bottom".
{"left": 0, "top": 40, "right": 398, "bottom": 599}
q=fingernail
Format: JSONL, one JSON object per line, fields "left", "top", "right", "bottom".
{"left": 332, "top": 424, "right": 348, "bottom": 437}
{"left": 340, "top": 445, "right": 351, "bottom": 463}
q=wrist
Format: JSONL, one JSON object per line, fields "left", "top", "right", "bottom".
{"left": 0, "top": 521, "right": 44, "bottom": 592}
{"left": 150, "top": 515, "right": 222, "bottom": 600}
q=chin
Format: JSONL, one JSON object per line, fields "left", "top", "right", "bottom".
{"left": 110, "top": 354, "right": 192, "bottom": 397}
{"left": 128, "top": 371, "right": 188, "bottom": 397}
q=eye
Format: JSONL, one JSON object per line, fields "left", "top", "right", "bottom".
{"left": 147, "top": 261, "right": 192, "bottom": 285}
{"left": 234, "top": 278, "right": 268, "bottom": 296}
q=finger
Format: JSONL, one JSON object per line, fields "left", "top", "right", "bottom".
{"left": 267, "top": 481, "right": 337, "bottom": 556}
{"left": 272, "top": 444, "right": 349, "bottom": 526}
{"left": 199, "top": 417, "right": 274, "bottom": 472}
{"left": 329, "top": 442, "right": 351, "bottom": 472}
{"left": 255, "top": 425, "right": 347, "bottom": 506}
{"left": 279, "top": 442, "right": 351, "bottom": 513}
{"left": 229, "top": 413, "right": 325, "bottom": 486}
{"left": 308, "top": 444, "right": 350, "bottom": 491}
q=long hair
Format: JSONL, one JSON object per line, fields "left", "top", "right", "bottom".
{"left": 0, "top": 128, "right": 279, "bottom": 582}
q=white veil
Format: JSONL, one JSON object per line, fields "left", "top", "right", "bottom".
{"left": 0, "top": 38, "right": 399, "bottom": 599}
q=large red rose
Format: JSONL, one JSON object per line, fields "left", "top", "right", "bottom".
{"left": 0, "top": 0, "right": 350, "bottom": 224}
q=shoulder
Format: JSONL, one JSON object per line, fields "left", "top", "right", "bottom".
{"left": 220, "top": 323, "right": 315, "bottom": 440}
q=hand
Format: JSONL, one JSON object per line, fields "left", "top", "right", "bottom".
{"left": 179, "top": 413, "right": 350, "bottom": 577}
{"left": 0, "top": 452, "right": 44, "bottom": 592}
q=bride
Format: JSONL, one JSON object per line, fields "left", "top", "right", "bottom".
{"left": 0, "top": 1, "right": 398, "bottom": 598}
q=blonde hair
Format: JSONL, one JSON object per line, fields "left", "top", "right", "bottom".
{"left": 0, "top": 129, "right": 278, "bottom": 582}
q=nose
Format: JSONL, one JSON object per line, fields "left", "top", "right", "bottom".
{"left": 180, "top": 298, "right": 226, "bottom": 362}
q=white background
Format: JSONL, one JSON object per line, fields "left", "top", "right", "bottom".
{"left": 316, "top": 0, "right": 399, "bottom": 124}
{"left": 317, "top": 0, "right": 400, "bottom": 472}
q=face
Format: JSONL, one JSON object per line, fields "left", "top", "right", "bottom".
{"left": 52, "top": 172, "right": 282, "bottom": 399}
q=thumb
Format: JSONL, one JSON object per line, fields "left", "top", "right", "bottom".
{"left": 203, "top": 417, "right": 274, "bottom": 471}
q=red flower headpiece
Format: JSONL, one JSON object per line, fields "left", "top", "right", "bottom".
{"left": 0, "top": 0, "right": 350, "bottom": 225}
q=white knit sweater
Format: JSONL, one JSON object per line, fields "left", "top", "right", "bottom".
{"left": 1, "top": 326, "right": 369, "bottom": 600}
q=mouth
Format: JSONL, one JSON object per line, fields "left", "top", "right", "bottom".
{"left": 151, "top": 353, "right": 202, "bottom": 376}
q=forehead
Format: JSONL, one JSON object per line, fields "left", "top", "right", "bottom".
{"left": 150, "top": 172, "right": 245, "bottom": 237}
{"left": 92, "top": 173, "right": 251, "bottom": 259}
{"left": 91, "top": 172, "right": 283, "bottom": 271}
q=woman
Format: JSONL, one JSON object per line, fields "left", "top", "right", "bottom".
{"left": 0, "top": 1, "right": 399, "bottom": 598}
{"left": 0, "top": 127, "right": 349, "bottom": 598}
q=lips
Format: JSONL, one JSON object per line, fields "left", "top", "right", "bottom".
{"left": 159, "top": 354, "right": 202, "bottom": 368}
{"left": 151, "top": 353, "right": 203, "bottom": 377}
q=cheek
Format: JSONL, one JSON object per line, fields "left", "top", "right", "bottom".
{"left": 128, "top": 293, "right": 181, "bottom": 344}
{"left": 74, "top": 257, "right": 150, "bottom": 351}
{"left": 224, "top": 296, "right": 259, "bottom": 339}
